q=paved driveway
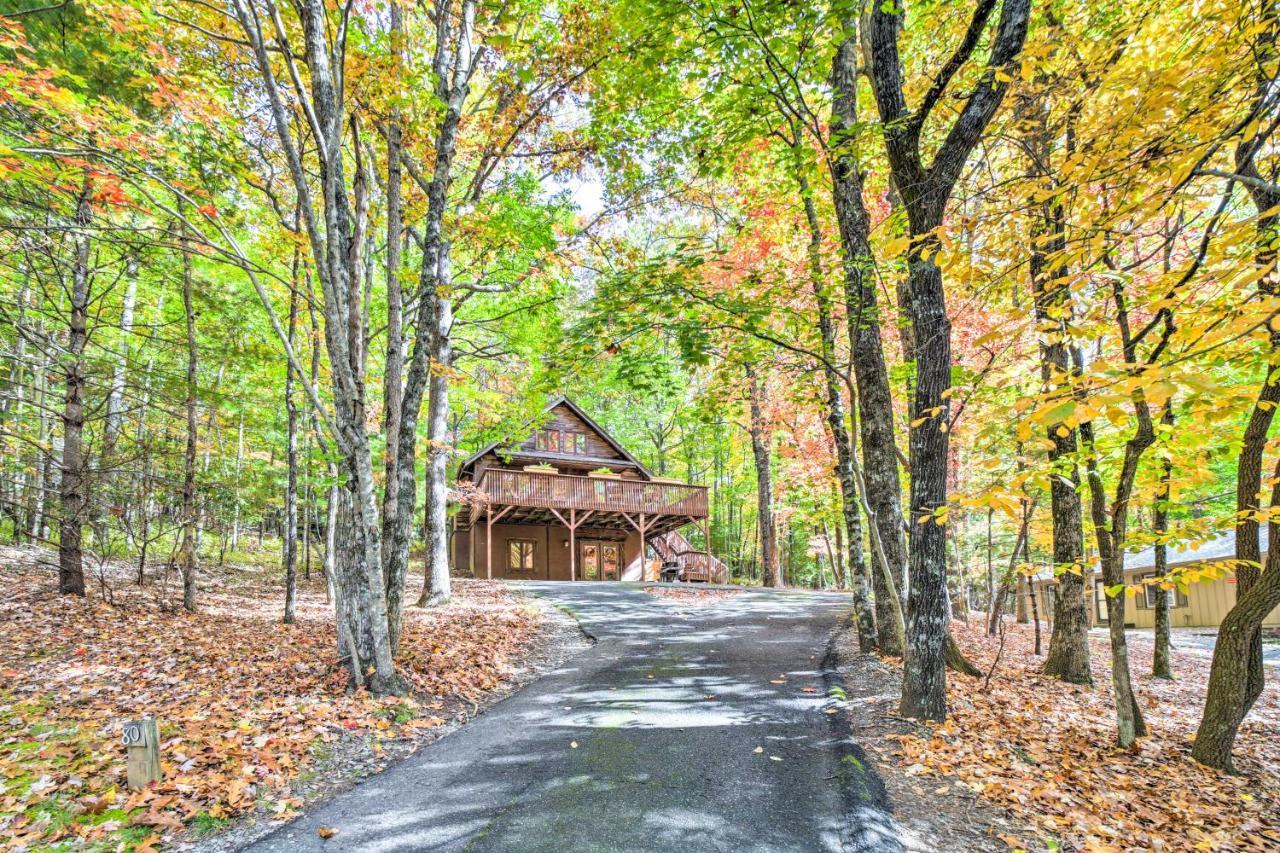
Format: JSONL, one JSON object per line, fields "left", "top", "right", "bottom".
{"left": 1155, "top": 627, "right": 1280, "bottom": 667}
{"left": 247, "top": 583, "right": 902, "bottom": 852}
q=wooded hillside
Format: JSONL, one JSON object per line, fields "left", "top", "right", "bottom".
{"left": 2, "top": 0, "right": 1279, "bottom": 848}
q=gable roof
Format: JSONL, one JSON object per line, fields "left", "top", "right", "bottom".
{"left": 457, "top": 396, "right": 652, "bottom": 479}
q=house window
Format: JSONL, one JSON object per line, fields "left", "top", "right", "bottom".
{"left": 508, "top": 540, "right": 536, "bottom": 572}
{"left": 535, "top": 429, "right": 561, "bottom": 452}
{"left": 1136, "top": 572, "right": 1189, "bottom": 609}
{"left": 567, "top": 432, "right": 588, "bottom": 454}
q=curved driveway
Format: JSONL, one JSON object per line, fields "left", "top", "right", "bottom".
{"left": 247, "top": 583, "right": 903, "bottom": 852}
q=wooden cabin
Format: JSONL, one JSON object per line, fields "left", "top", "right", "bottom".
{"left": 451, "top": 397, "right": 726, "bottom": 583}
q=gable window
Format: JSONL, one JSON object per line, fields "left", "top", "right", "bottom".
{"left": 567, "top": 432, "right": 588, "bottom": 454}
{"left": 535, "top": 429, "right": 561, "bottom": 453}
{"left": 508, "top": 540, "right": 536, "bottom": 572}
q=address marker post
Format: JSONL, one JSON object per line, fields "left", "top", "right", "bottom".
{"left": 122, "top": 717, "right": 162, "bottom": 789}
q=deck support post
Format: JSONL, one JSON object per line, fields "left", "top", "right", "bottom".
{"left": 640, "top": 512, "right": 647, "bottom": 580}
{"left": 486, "top": 504, "right": 493, "bottom": 580}
{"left": 569, "top": 507, "right": 576, "bottom": 582}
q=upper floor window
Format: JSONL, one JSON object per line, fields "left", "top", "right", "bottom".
{"left": 535, "top": 429, "right": 589, "bottom": 455}
{"left": 535, "top": 429, "right": 562, "bottom": 452}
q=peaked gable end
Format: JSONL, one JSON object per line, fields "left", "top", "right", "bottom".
{"left": 458, "top": 396, "right": 652, "bottom": 479}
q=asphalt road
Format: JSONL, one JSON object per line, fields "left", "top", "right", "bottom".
{"left": 246, "top": 583, "right": 903, "bottom": 852}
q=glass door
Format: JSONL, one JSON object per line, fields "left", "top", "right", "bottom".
{"left": 580, "top": 542, "right": 600, "bottom": 581}
{"left": 601, "top": 543, "right": 621, "bottom": 581}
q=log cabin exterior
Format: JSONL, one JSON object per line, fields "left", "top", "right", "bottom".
{"left": 451, "top": 397, "right": 727, "bottom": 583}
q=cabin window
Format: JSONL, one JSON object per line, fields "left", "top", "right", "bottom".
{"left": 535, "top": 429, "right": 561, "bottom": 452}
{"left": 567, "top": 432, "right": 588, "bottom": 454}
{"left": 1136, "top": 572, "right": 1189, "bottom": 609}
{"left": 508, "top": 540, "right": 536, "bottom": 572}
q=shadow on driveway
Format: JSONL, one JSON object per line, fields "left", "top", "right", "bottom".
{"left": 247, "top": 583, "right": 904, "bottom": 852}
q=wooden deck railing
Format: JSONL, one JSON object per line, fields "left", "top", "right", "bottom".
{"left": 476, "top": 468, "right": 708, "bottom": 518}
{"left": 672, "top": 550, "right": 723, "bottom": 583}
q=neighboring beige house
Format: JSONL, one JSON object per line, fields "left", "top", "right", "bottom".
{"left": 1017, "top": 530, "right": 1280, "bottom": 629}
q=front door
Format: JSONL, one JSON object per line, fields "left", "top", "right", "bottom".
{"left": 1094, "top": 580, "right": 1109, "bottom": 626}
{"left": 578, "top": 541, "right": 621, "bottom": 581}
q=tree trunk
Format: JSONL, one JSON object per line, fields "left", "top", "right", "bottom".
{"left": 58, "top": 179, "right": 92, "bottom": 597}
{"left": 1193, "top": 10, "right": 1280, "bottom": 760}
{"left": 828, "top": 30, "right": 906, "bottom": 655}
{"left": 899, "top": 228, "right": 953, "bottom": 722}
{"left": 797, "top": 166, "right": 876, "bottom": 642}
{"left": 1193, "top": 486, "right": 1280, "bottom": 769}
{"left": 1152, "top": 403, "right": 1174, "bottom": 679}
{"left": 1081, "top": 420, "right": 1148, "bottom": 747}
{"left": 1032, "top": 197, "right": 1093, "bottom": 685}
{"left": 393, "top": 0, "right": 479, "bottom": 624}
{"left": 283, "top": 276, "right": 300, "bottom": 625}
{"left": 418, "top": 285, "right": 454, "bottom": 607}
{"left": 380, "top": 0, "right": 406, "bottom": 600}
{"left": 747, "top": 366, "right": 780, "bottom": 588}
{"left": 177, "top": 217, "right": 199, "bottom": 612}
{"left": 864, "top": 0, "right": 1031, "bottom": 722}
{"left": 97, "top": 253, "right": 137, "bottom": 545}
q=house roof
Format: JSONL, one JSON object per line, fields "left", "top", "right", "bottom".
{"left": 457, "top": 396, "right": 653, "bottom": 480}
{"left": 1126, "top": 528, "right": 1265, "bottom": 571}
{"left": 1026, "top": 528, "right": 1262, "bottom": 583}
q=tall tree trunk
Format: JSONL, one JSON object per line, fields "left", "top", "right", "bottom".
{"left": 797, "top": 165, "right": 876, "bottom": 645}
{"left": 828, "top": 29, "right": 906, "bottom": 656}
{"left": 229, "top": 0, "right": 402, "bottom": 692}
{"left": 3, "top": 278, "right": 30, "bottom": 543}
{"left": 92, "top": 253, "right": 137, "bottom": 548}
{"left": 230, "top": 412, "right": 243, "bottom": 550}
{"left": 283, "top": 274, "right": 300, "bottom": 625}
{"left": 1081, "top": 419, "right": 1148, "bottom": 747}
{"left": 1194, "top": 472, "right": 1280, "bottom": 769}
{"left": 58, "top": 178, "right": 92, "bottom": 596}
{"left": 393, "top": 0, "right": 479, "bottom": 624}
{"left": 419, "top": 286, "right": 454, "bottom": 606}
{"left": 746, "top": 366, "right": 780, "bottom": 588}
{"left": 177, "top": 217, "right": 199, "bottom": 612}
{"left": 380, "top": 0, "right": 406, "bottom": 598}
{"left": 865, "top": 0, "right": 1031, "bottom": 721}
{"left": 1193, "top": 1, "right": 1279, "bottom": 767}
{"left": 1031, "top": 178, "right": 1093, "bottom": 685}
{"left": 1151, "top": 402, "right": 1174, "bottom": 680}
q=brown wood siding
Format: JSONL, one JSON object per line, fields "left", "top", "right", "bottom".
{"left": 519, "top": 403, "right": 625, "bottom": 461}
{"left": 454, "top": 521, "right": 643, "bottom": 581}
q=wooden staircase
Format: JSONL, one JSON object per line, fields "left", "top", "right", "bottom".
{"left": 650, "top": 530, "right": 728, "bottom": 583}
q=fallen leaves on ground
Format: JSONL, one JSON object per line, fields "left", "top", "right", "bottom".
{"left": 642, "top": 586, "right": 740, "bottom": 603}
{"left": 884, "top": 621, "right": 1280, "bottom": 852}
{"left": 0, "top": 549, "right": 543, "bottom": 849}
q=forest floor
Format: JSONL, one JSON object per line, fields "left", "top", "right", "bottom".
{"left": 840, "top": 618, "right": 1280, "bottom": 852}
{"left": 0, "top": 543, "right": 584, "bottom": 851}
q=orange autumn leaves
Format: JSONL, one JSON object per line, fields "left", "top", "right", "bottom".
{"left": 0, "top": 564, "right": 542, "bottom": 848}
{"left": 883, "top": 623, "right": 1280, "bottom": 851}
